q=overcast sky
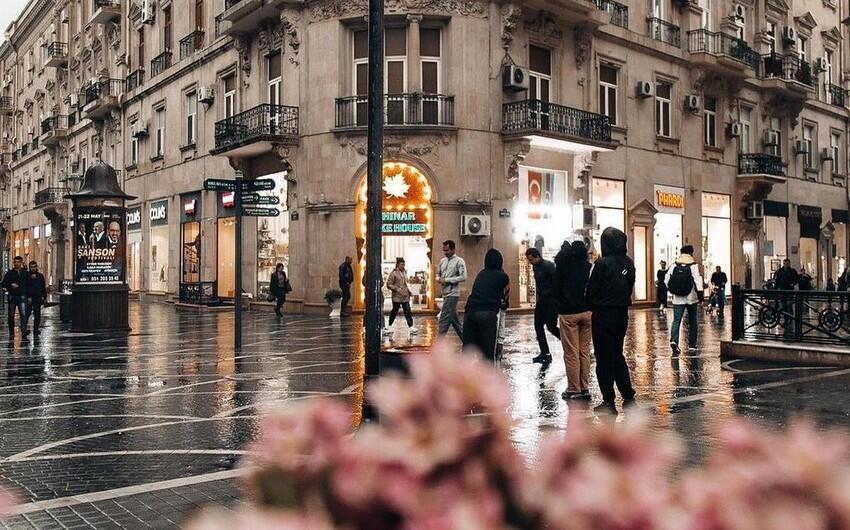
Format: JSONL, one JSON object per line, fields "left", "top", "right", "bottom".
{"left": 0, "top": 0, "right": 31, "bottom": 43}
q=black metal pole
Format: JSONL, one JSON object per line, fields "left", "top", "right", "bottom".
{"left": 234, "top": 170, "right": 243, "bottom": 350}
{"left": 364, "top": 0, "right": 384, "bottom": 377}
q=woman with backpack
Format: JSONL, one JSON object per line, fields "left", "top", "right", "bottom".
{"left": 665, "top": 245, "right": 703, "bottom": 355}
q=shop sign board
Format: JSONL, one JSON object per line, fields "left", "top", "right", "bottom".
{"left": 242, "top": 179, "right": 276, "bottom": 191}
{"left": 74, "top": 206, "right": 125, "bottom": 285}
{"left": 126, "top": 206, "right": 142, "bottom": 231}
{"left": 241, "top": 194, "right": 280, "bottom": 205}
{"left": 149, "top": 199, "right": 168, "bottom": 226}
{"left": 242, "top": 206, "right": 280, "bottom": 217}
{"left": 203, "top": 178, "right": 235, "bottom": 191}
{"left": 382, "top": 210, "right": 428, "bottom": 235}
{"left": 654, "top": 185, "right": 685, "bottom": 214}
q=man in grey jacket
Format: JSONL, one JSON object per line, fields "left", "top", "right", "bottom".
{"left": 436, "top": 240, "right": 467, "bottom": 338}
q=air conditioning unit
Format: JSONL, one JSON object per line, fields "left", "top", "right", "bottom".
{"left": 794, "top": 139, "right": 808, "bottom": 155}
{"left": 763, "top": 129, "right": 779, "bottom": 146}
{"left": 69, "top": 93, "right": 78, "bottom": 107}
{"left": 782, "top": 26, "right": 796, "bottom": 45}
{"left": 733, "top": 3, "right": 745, "bottom": 19}
{"left": 61, "top": 8, "right": 69, "bottom": 23}
{"left": 746, "top": 201, "right": 764, "bottom": 220}
{"left": 580, "top": 205, "right": 597, "bottom": 230}
{"left": 198, "top": 86, "right": 215, "bottom": 104}
{"left": 684, "top": 94, "right": 700, "bottom": 113}
{"left": 460, "top": 214, "right": 491, "bottom": 237}
{"left": 131, "top": 121, "right": 148, "bottom": 138}
{"left": 815, "top": 57, "right": 828, "bottom": 72}
{"left": 727, "top": 122, "right": 742, "bottom": 138}
{"left": 142, "top": 0, "right": 156, "bottom": 24}
{"left": 636, "top": 80, "right": 654, "bottom": 98}
{"left": 502, "top": 64, "right": 529, "bottom": 92}
{"left": 821, "top": 147, "right": 833, "bottom": 161}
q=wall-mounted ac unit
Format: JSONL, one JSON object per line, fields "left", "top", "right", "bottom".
{"left": 821, "top": 147, "right": 833, "bottom": 161}
{"left": 142, "top": 0, "right": 156, "bottom": 24}
{"left": 794, "top": 139, "right": 809, "bottom": 155}
{"left": 460, "top": 215, "right": 491, "bottom": 237}
{"left": 684, "top": 94, "right": 700, "bottom": 113}
{"left": 131, "top": 121, "right": 148, "bottom": 138}
{"left": 198, "top": 86, "right": 215, "bottom": 104}
{"left": 502, "top": 65, "right": 529, "bottom": 92}
{"left": 636, "top": 80, "right": 654, "bottom": 98}
{"left": 782, "top": 26, "right": 796, "bottom": 45}
{"left": 727, "top": 122, "right": 742, "bottom": 138}
{"left": 815, "top": 57, "right": 828, "bottom": 72}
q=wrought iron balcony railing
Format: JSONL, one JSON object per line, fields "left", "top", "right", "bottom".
{"left": 213, "top": 104, "right": 299, "bottom": 151}
{"left": 83, "top": 78, "right": 124, "bottom": 106}
{"left": 46, "top": 42, "right": 68, "bottom": 60}
{"left": 687, "top": 30, "right": 760, "bottom": 72}
{"left": 179, "top": 30, "right": 205, "bottom": 60}
{"left": 648, "top": 17, "right": 680, "bottom": 47}
{"left": 502, "top": 99, "right": 612, "bottom": 143}
{"left": 761, "top": 53, "right": 816, "bottom": 86}
{"left": 827, "top": 83, "right": 846, "bottom": 107}
{"left": 126, "top": 69, "right": 144, "bottom": 92}
{"left": 41, "top": 115, "right": 68, "bottom": 135}
{"left": 34, "top": 187, "right": 67, "bottom": 208}
{"left": 31, "top": 138, "right": 39, "bottom": 150}
{"left": 93, "top": 0, "right": 119, "bottom": 8}
{"left": 151, "top": 51, "right": 172, "bottom": 77}
{"left": 595, "top": 0, "right": 629, "bottom": 29}
{"left": 335, "top": 93, "right": 455, "bottom": 128}
{"left": 738, "top": 153, "right": 784, "bottom": 176}
{"left": 224, "top": 0, "right": 242, "bottom": 9}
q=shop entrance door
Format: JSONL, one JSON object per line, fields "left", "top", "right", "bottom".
{"left": 128, "top": 238, "right": 141, "bottom": 291}
{"left": 217, "top": 217, "right": 236, "bottom": 298}
{"left": 800, "top": 237, "right": 818, "bottom": 285}
{"left": 382, "top": 236, "right": 431, "bottom": 311}
{"left": 653, "top": 213, "right": 682, "bottom": 275}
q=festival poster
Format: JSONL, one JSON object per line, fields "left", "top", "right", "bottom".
{"left": 74, "top": 207, "right": 125, "bottom": 284}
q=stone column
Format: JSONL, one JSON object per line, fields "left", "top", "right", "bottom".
{"left": 407, "top": 15, "right": 422, "bottom": 93}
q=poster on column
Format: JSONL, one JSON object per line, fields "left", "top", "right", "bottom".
{"left": 74, "top": 207, "right": 125, "bottom": 284}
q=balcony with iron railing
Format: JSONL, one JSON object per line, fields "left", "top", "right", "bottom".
{"left": 335, "top": 94, "right": 455, "bottom": 129}
{"left": 212, "top": 104, "right": 299, "bottom": 156}
{"left": 0, "top": 96, "right": 14, "bottom": 115}
{"left": 502, "top": 99, "right": 614, "bottom": 150}
{"left": 82, "top": 78, "right": 124, "bottom": 119}
{"left": 45, "top": 42, "right": 68, "bottom": 67}
{"left": 151, "top": 51, "right": 173, "bottom": 77}
{"left": 179, "top": 30, "right": 205, "bottom": 60}
{"left": 738, "top": 153, "right": 785, "bottom": 181}
{"left": 760, "top": 53, "right": 816, "bottom": 93}
{"left": 826, "top": 83, "right": 846, "bottom": 107}
{"left": 648, "top": 17, "right": 680, "bottom": 47}
{"left": 91, "top": 0, "right": 120, "bottom": 24}
{"left": 34, "top": 187, "right": 67, "bottom": 209}
{"left": 126, "top": 68, "right": 145, "bottom": 92}
{"left": 687, "top": 30, "right": 760, "bottom": 74}
{"left": 41, "top": 115, "right": 68, "bottom": 145}
{"left": 595, "top": 0, "right": 629, "bottom": 29}
{"left": 219, "top": 0, "right": 280, "bottom": 37}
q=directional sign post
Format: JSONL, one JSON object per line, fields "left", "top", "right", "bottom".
{"left": 241, "top": 206, "right": 280, "bottom": 217}
{"left": 234, "top": 171, "right": 244, "bottom": 350}
{"left": 241, "top": 194, "right": 280, "bottom": 205}
{"left": 204, "top": 178, "right": 236, "bottom": 192}
{"left": 242, "top": 178, "right": 276, "bottom": 192}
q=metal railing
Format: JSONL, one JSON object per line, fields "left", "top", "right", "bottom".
{"left": 68, "top": 112, "right": 78, "bottom": 128}
{"left": 502, "top": 99, "right": 612, "bottom": 143}
{"left": 93, "top": 0, "right": 119, "bottom": 8}
{"left": 179, "top": 281, "right": 219, "bottom": 305}
{"left": 31, "top": 137, "right": 39, "bottom": 150}
{"left": 83, "top": 78, "right": 124, "bottom": 106}
{"left": 126, "top": 69, "right": 144, "bottom": 92}
{"left": 179, "top": 30, "right": 205, "bottom": 60}
{"left": 687, "top": 30, "right": 760, "bottom": 71}
{"left": 596, "top": 0, "right": 629, "bottom": 29}
{"left": 214, "top": 104, "right": 299, "bottom": 151}
{"left": 335, "top": 93, "right": 455, "bottom": 128}
{"left": 46, "top": 42, "right": 68, "bottom": 60}
{"left": 34, "top": 187, "right": 67, "bottom": 207}
{"left": 827, "top": 83, "right": 846, "bottom": 107}
{"left": 648, "top": 17, "right": 680, "bottom": 47}
{"left": 732, "top": 286, "right": 850, "bottom": 346}
{"left": 41, "top": 115, "right": 68, "bottom": 135}
{"left": 738, "top": 153, "right": 783, "bottom": 176}
{"left": 21, "top": 144, "right": 29, "bottom": 157}
{"left": 151, "top": 51, "right": 172, "bottom": 77}
{"left": 761, "top": 53, "right": 816, "bottom": 86}
{"left": 224, "top": 0, "right": 242, "bottom": 9}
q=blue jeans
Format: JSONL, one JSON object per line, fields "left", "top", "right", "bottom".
{"left": 671, "top": 303, "right": 698, "bottom": 348}
{"left": 6, "top": 296, "right": 26, "bottom": 334}
{"left": 716, "top": 287, "right": 726, "bottom": 311}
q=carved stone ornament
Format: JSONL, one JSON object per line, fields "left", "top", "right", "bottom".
{"left": 257, "top": 19, "right": 284, "bottom": 51}
{"left": 500, "top": 4, "right": 521, "bottom": 50}
{"left": 107, "top": 23, "right": 121, "bottom": 49}
{"left": 280, "top": 13, "right": 301, "bottom": 58}
{"left": 524, "top": 11, "right": 563, "bottom": 41}
{"left": 505, "top": 140, "right": 531, "bottom": 183}
{"left": 340, "top": 134, "right": 451, "bottom": 158}
{"left": 574, "top": 26, "right": 591, "bottom": 67}
{"left": 233, "top": 34, "right": 252, "bottom": 77}
{"left": 310, "top": 0, "right": 486, "bottom": 21}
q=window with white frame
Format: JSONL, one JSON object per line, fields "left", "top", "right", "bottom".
{"left": 803, "top": 125, "right": 814, "bottom": 169}
{"left": 704, "top": 96, "right": 717, "bottom": 147}
{"left": 529, "top": 45, "right": 551, "bottom": 102}
{"left": 223, "top": 75, "right": 236, "bottom": 118}
{"left": 186, "top": 91, "right": 197, "bottom": 145}
{"left": 769, "top": 117, "right": 781, "bottom": 157}
{"left": 656, "top": 81, "right": 672, "bottom": 137}
{"left": 740, "top": 106, "right": 752, "bottom": 152}
{"left": 130, "top": 132, "right": 139, "bottom": 166}
{"left": 797, "top": 36, "right": 807, "bottom": 62}
{"left": 700, "top": 0, "right": 711, "bottom": 30}
{"left": 825, "top": 49, "right": 834, "bottom": 85}
{"left": 267, "top": 50, "right": 282, "bottom": 128}
{"left": 652, "top": 0, "right": 665, "bottom": 19}
{"left": 154, "top": 108, "right": 165, "bottom": 157}
{"left": 831, "top": 132, "right": 841, "bottom": 173}
{"left": 599, "top": 64, "right": 618, "bottom": 125}
{"left": 766, "top": 21, "right": 776, "bottom": 53}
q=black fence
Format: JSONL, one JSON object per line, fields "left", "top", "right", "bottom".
{"left": 34, "top": 187, "right": 67, "bottom": 207}
{"left": 738, "top": 153, "right": 784, "bottom": 176}
{"left": 179, "top": 282, "right": 219, "bottom": 305}
{"left": 502, "top": 99, "right": 612, "bottom": 143}
{"left": 41, "top": 115, "right": 68, "bottom": 134}
{"left": 733, "top": 286, "right": 850, "bottom": 346}
{"left": 224, "top": 0, "right": 242, "bottom": 9}
{"left": 213, "top": 104, "right": 299, "bottom": 151}
{"left": 686, "top": 29, "right": 760, "bottom": 71}
{"left": 151, "top": 51, "right": 173, "bottom": 77}
{"left": 648, "top": 17, "right": 680, "bottom": 47}
{"left": 0, "top": 96, "right": 12, "bottom": 111}
{"left": 93, "top": 0, "right": 119, "bottom": 8}
{"left": 46, "top": 42, "right": 68, "bottom": 61}
{"left": 179, "top": 30, "right": 205, "bottom": 60}
{"left": 83, "top": 78, "right": 124, "bottom": 106}
{"left": 595, "top": 0, "right": 628, "bottom": 28}
{"left": 126, "top": 69, "right": 145, "bottom": 92}
{"left": 827, "top": 83, "right": 846, "bottom": 107}
{"left": 335, "top": 93, "right": 455, "bottom": 128}
{"left": 761, "top": 53, "right": 816, "bottom": 86}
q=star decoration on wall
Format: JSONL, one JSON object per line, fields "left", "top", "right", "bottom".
{"left": 383, "top": 174, "right": 410, "bottom": 199}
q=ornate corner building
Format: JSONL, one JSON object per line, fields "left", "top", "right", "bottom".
{"left": 0, "top": 0, "right": 848, "bottom": 310}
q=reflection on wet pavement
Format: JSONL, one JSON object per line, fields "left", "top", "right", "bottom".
{"left": 0, "top": 301, "right": 849, "bottom": 528}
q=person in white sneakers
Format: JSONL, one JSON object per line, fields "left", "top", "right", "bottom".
{"left": 386, "top": 258, "right": 417, "bottom": 335}
{"left": 665, "top": 245, "right": 703, "bottom": 355}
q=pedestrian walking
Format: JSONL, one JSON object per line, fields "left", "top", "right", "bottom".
{"left": 585, "top": 227, "right": 637, "bottom": 413}
{"left": 2, "top": 256, "right": 28, "bottom": 338}
{"left": 386, "top": 258, "right": 417, "bottom": 335}
{"left": 24, "top": 261, "right": 47, "bottom": 336}
{"left": 525, "top": 248, "right": 560, "bottom": 364}
{"left": 798, "top": 270, "right": 814, "bottom": 291}
{"left": 436, "top": 240, "right": 467, "bottom": 338}
{"left": 554, "top": 240, "right": 592, "bottom": 400}
{"left": 838, "top": 268, "right": 849, "bottom": 291}
{"left": 827, "top": 278, "right": 837, "bottom": 291}
{"left": 710, "top": 265, "right": 728, "bottom": 318}
{"left": 666, "top": 245, "right": 703, "bottom": 355}
{"left": 773, "top": 259, "right": 799, "bottom": 290}
{"left": 338, "top": 256, "right": 354, "bottom": 317}
{"left": 656, "top": 261, "right": 668, "bottom": 312}
{"left": 463, "top": 249, "right": 509, "bottom": 361}
{"left": 269, "top": 263, "right": 291, "bottom": 317}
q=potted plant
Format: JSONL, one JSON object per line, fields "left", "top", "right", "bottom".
{"left": 325, "top": 288, "right": 343, "bottom": 317}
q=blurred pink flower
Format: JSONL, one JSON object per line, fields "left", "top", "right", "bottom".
{"left": 185, "top": 507, "right": 334, "bottom": 530}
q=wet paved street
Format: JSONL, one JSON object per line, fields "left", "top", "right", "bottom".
{"left": 0, "top": 300, "right": 849, "bottom": 528}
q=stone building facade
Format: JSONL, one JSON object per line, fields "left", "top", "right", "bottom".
{"left": 0, "top": 0, "right": 848, "bottom": 311}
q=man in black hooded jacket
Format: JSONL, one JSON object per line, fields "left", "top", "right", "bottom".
{"left": 585, "top": 227, "right": 636, "bottom": 411}
{"left": 464, "top": 249, "right": 509, "bottom": 362}
{"left": 555, "top": 240, "right": 593, "bottom": 399}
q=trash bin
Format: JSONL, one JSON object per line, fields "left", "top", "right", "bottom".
{"left": 59, "top": 293, "right": 73, "bottom": 323}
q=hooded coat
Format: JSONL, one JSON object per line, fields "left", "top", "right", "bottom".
{"left": 465, "top": 249, "right": 510, "bottom": 313}
{"left": 555, "top": 240, "right": 592, "bottom": 315}
{"left": 585, "top": 227, "right": 636, "bottom": 308}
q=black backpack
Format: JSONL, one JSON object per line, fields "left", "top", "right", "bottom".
{"left": 667, "top": 264, "right": 694, "bottom": 296}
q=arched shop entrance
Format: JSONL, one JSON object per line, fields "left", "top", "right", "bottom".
{"left": 354, "top": 162, "right": 435, "bottom": 311}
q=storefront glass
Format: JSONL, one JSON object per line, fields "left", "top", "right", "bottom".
{"left": 256, "top": 173, "right": 290, "bottom": 300}
{"left": 653, "top": 213, "right": 681, "bottom": 270}
{"left": 149, "top": 199, "right": 169, "bottom": 292}
{"left": 800, "top": 237, "right": 817, "bottom": 277}
{"left": 633, "top": 226, "right": 648, "bottom": 300}
{"left": 591, "top": 178, "right": 625, "bottom": 259}
{"left": 833, "top": 223, "right": 847, "bottom": 281}
{"left": 701, "top": 192, "right": 732, "bottom": 285}
{"left": 182, "top": 222, "right": 201, "bottom": 283}
{"left": 762, "top": 216, "right": 787, "bottom": 283}
{"left": 217, "top": 217, "right": 236, "bottom": 298}
{"left": 128, "top": 234, "right": 141, "bottom": 291}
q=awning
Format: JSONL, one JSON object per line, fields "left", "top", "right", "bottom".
{"left": 763, "top": 200, "right": 788, "bottom": 217}
{"left": 832, "top": 209, "right": 849, "bottom": 224}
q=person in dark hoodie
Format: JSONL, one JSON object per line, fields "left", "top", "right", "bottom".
{"left": 463, "top": 249, "right": 510, "bottom": 362}
{"left": 555, "top": 240, "right": 593, "bottom": 400}
{"left": 585, "top": 227, "right": 637, "bottom": 412}
{"left": 24, "top": 261, "right": 47, "bottom": 337}
{"left": 525, "top": 247, "right": 560, "bottom": 364}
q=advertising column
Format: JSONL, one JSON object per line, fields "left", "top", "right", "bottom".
{"left": 653, "top": 185, "right": 684, "bottom": 275}
{"left": 126, "top": 206, "right": 142, "bottom": 292}
{"left": 148, "top": 199, "right": 169, "bottom": 292}
{"left": 74, "top": 207, "right": 126, "bottom": 284}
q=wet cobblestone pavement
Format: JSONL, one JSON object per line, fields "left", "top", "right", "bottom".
{"left": 0, "top": 301, "right": 849, "bottom": 528}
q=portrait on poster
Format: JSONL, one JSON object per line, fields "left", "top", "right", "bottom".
{"left": 74, "top": 207, "right": 125, "bottom": 284}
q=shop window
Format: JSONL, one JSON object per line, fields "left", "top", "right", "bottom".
{"left": 655, "top": 82, "right": 672, "bottom": 137}
{"left": 182, "top": 221, "right": 201, "bottom": 283}
{"left": 591, "top": 178, "right": 625, "bottom": 256}
{"left": 599, "top": 64, "right": 618, "bottom": 125}
{"left": 257, "top": 173, "right": 290, "bottom": 299}
{"left": 704, "top": 96, "right": 717, "bottom": 147}
{"left": 762, "top": 216, "right": 787, "bottom": 283}
{"left": 701, "top": 192, "right": 732, "bottom": 288}
{"left": 217, "top": 217, "right": 236, "bottom": 298}
{"left": 633, "top": 226, "right": 648, "bottom": 300}
{"left": 833, "top": 223, "right": 847, "bottom": 282}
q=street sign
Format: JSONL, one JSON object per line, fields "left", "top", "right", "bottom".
{"left": 242, "top": 178, "right": 275, "bottom": 191}
{"left": 203, "top": 178, "right": 235, "bottom": 191}
{"left": 241, "top": 194, "right": 280, "bottom": 205}
{"left": 241, "top": 206, "right": 280, "bottom": 217}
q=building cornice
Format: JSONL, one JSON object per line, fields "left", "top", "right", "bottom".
{"left": 6, "top": 0, "right": 53, "bottom": 49}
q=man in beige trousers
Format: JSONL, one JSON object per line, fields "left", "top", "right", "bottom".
{"left": 554, "top": 240, "right": 593, "bottom": 400}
